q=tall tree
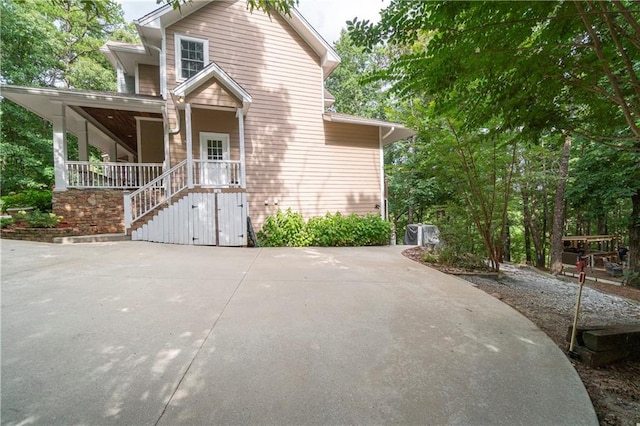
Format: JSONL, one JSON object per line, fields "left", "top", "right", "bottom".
{"left": 325, "top": 30, "right": 388, "bottom": 119}
{"left": 0, "top": 0, "right": 127, "bottom": 193}
{"left": 349, "top": 1, "right": 640, "bottom": 283}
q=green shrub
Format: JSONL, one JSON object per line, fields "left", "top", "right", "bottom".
{"left": 421, "top": 251, "right": 439, "bottom": 264}
{"left": 258, "top": 210, "right": 392, "bottom": 247}
{"left": 436, "top": 247, "right": 490, "bottom": 271}
{"left": 25, "top": 210, "right": 62, "bottom": 228}
{"left": 0, "top": 217, "right": 14, "bottom": 228}
{"left": 257, "top": 208, "right": 311, "bottom": 247}
{"left": 1, "top": 190, "right": 53, "bottom": 213}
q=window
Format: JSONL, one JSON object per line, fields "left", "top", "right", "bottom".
{"left": 175, "top": 35, "right": 209, "bottom": 80}
{"left": 206, "top": 139, "right": 224, "bottom": 160}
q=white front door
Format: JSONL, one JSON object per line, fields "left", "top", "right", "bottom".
{"left": 199, "top": 132, "right": 230, "bottom": 186}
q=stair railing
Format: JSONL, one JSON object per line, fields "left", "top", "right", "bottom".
{"left": 124, "top": 160, "right": 188, "bottom": 230}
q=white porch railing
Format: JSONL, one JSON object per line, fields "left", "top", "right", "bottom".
{"left": 67, "top": 161, "right": 163, "bottom": 189}
{"left": 192, "top": 160, "right": 242, "bottom": 187}
{"left": 124, "top": 160, "right": 188, "bottom": 228}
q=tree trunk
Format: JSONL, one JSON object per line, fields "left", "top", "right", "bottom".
{"left": 628, "top": 189, "right": 640, "bottom": 287}
{"left": 523, "top": 191, "right": 532, "bottom": 265}
{"left": 503, "top": 219, "right": 511, "bottom": 262}
{"left": 550, "top": 136, "right": 572, "bottom": 275}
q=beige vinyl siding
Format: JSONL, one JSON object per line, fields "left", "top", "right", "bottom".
{"left": 139, "top": 119, "right": 164, "bottom": 162}
{"left": 185, "top": 77, "right": 240, "bottom": 108}
{"left": 190, "top": 108, "right": 239, "bottom": 160}
{"left": 168, "top": 108, "right": 240, "bottom": 163}
{"left": 166, "top": 0, "right": 382, "bottom": 229}
{"left": 137, "top": 64, "right": 160, "bottom": 96}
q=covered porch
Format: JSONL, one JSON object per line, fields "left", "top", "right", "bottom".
{"left": 0, "top": 85, "right": 247, "bottom": 192}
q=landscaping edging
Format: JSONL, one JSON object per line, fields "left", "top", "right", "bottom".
{"left": 1, "top": 227, "right": 81, "bottom": 243}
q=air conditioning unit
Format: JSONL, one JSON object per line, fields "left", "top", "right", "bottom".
{"left": 404, "top": 224, "right": 440, "bottom": 249}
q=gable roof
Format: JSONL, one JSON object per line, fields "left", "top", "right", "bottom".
{"left": 172, "top": 61, "right": 252, "bottom": 114}
{"left": 135, "top": 0, "right": 340, "bottom": 78}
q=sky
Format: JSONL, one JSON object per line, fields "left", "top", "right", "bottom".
{"left": 117, "top": 0, "right": 384, "bottom": 44}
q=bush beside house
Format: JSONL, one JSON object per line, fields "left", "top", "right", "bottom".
{"left": 0, "top": 189, "right": 53, "bottom": 213}
{"left": 258, "top": 209, "right": 392, "bottom": 247}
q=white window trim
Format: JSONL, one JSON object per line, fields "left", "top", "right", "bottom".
{"left": 174, "top": 34, "right": 209, "bottom": 82}
{"left": 199, "top": 132, "right": 230, "bottom": 161}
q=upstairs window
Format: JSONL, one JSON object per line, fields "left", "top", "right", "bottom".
{"left": 175, "top": 34, "right": 209, "bottom": 80}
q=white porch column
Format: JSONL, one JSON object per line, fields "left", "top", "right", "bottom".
{"left": 236, "top": 108, "right": 246, "bottom": 189}
{"left": 76, "top": 118, "right": 89, "bottom": 161}
{"left": 52, "top": 101, "right": 68, "bottom": 191}
{"left": 186, "top": 103, "right": 194, "bottom": 188}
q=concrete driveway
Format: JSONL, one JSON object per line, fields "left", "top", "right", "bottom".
{"left": 1, "top": 239, "right": 596, "bottom": 425}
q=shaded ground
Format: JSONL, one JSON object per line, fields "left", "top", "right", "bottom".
{"left": 403, "top": 247, "right": 640, "bottom": 426}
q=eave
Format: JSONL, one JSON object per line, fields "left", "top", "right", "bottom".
{"left": 323, "top": 112, "right": 416, "bottom": 145}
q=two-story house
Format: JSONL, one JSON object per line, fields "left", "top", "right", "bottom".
{"left": 1, "top": 0, "right": 414, "bottom": 246}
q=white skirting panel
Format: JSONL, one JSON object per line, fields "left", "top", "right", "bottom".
{"left": 130, "top": 192, "right": 247, "bottom": 246}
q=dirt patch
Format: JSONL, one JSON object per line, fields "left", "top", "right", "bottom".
{"left": 403, "top": 247, "right": 640, "bottom": 426}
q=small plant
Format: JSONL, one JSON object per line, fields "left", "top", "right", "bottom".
{"left": 25, "top": 211, "right": 63, "bottom": 228}
{"left": 257, "top": 209, "right": 311, "bottom": 247}
{"left": 0, "top": 217, "right": 14, "bottom": 229}
{"left": 421, "top": 251, "right": 439, "bottom": 264}
{"left": 437, "top": 247, "right": 491, "bottom": 271}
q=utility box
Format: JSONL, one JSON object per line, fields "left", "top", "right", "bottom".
{"left": 404, "top": 224, "right": 440, "bottom": 249}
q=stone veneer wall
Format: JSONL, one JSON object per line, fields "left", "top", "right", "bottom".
{"left": 1, "top": 228, "right": 79, "bottom": 243}
{"left": 53, "top": 189, "right": 125, "bottom": 234}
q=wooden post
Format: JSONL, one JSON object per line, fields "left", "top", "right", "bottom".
{"left": 186, "top": 103, "right": 194, "bottom": 189}
{"left": 236, "top": 108, "right": 246, "bottom": 189}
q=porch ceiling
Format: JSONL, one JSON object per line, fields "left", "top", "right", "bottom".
{"left": 0, "top": 85, "right": 165, "bottom": 157}
{"left": 79, "top": 107, "right": 162, "bottom": 153}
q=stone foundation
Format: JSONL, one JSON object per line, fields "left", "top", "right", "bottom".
{"left": 53, "top": 189, "right": 125, "bottom": 234}
{"left": 1, "top": 227, "right": 80, "bottom": 243}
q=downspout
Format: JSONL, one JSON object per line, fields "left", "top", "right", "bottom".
{"left": 147, "top": 43, "right": 180, "bottom": 135}
{"left": 381, "top": 127, "right": 395, "bottom": 221}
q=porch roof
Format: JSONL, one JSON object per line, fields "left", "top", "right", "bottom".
{"left": 1, "top": 85, "right": 164, "bottom": 155}
{"left": 322, "top": 112, "right": 416, "bottom": 145}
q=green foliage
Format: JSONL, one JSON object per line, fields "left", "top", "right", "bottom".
{"left": 23, "top": 210, "right": 63, "bottom": 228}
{"left": 438, "top": 249, "right": 491, "bottom": 272}
{"left": 1, "top": 190, "right": 53, "bottom": 213}
{"left": 0, "top": 101, "right": 56, "bottom": 194}
{"left": 421, "top": 248, "right": 490, "bottom": 272}
{"left": 349, "top": 1, "right": 640, "bottom": 150}
{"left": 257, "top": 209, "right": 392, "bottom": 247}
{"left": 257, "top": 209, "right": 311, "bottom": 247}
{"left": 325, "top": 31, "right": 389, "bottom": 119}
{"left": 307, "top": 212, "right": 392, "bottom": 247}
{"left": 0, "top": 217, "right": 14, "bottom": 229}
{"left": 159, "top": 0, "right": 298, "bottom": 16}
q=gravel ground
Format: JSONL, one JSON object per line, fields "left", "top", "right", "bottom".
{"left": 403, "top": 248, "right": 640, "bottom": 426}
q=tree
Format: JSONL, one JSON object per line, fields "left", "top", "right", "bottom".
{"left": 325, "top": 30, "right": 388, "bottom": 119}
{"left": 162, "top": 0, "right": 298, "bottom": 16}
{"left": 0, "top": 0, "right": 127, "bottom": 194}
{"left": 349, "top": 1, "right": 640, "bottom": 283}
